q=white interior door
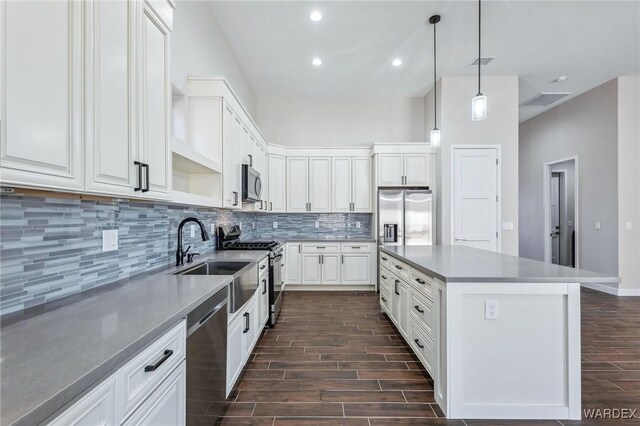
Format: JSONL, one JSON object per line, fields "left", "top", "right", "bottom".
{"left": 453, "top": 148, "right": 498, "bottom": 252}
{"left": 550, "top": 174, "right": 561, "bottom": 264}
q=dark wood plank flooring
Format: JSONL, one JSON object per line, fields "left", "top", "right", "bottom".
{"left": 217, "top": 289, "right": 640, "bottom": 425}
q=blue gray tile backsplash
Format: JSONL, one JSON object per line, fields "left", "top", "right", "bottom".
{"left": 0, "top": 194, "right": 372, "bottom": 315}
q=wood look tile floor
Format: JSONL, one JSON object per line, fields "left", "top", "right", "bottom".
{"left": 216, "top": 289, "right": 640, "bottom": 425}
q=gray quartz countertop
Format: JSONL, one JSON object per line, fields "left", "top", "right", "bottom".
{"left": 0, "top": 250, "right": 269, "bottom": 426}
{"left": 380, "top": 245, "right": 620, "bottom": 284}
{"left": 284, "top": 238, "right": 376, "bottom": 243}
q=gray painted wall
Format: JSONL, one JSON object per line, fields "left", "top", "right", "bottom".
{"left": 0, "top": 195, "right": 372, "bottom": 315}
{"left": 519, "top": 79, "right": 618, "bottom": 276}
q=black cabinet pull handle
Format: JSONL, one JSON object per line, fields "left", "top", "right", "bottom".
{"left": 144, "top": 349, "right": 173, "bottom": 372}
{"left": 134, "top": 161, "right": 142, "bottom": 191}
{"left": 270, "top": 202, "right": 273, "bottom": 211}
{"left": 260, "top": 265, "right": 267, "bottom": 270}
{"left": 394, "top": 280, "right": 400, "bottom": 296}
{"left": 381, "top": 256, "right": 388, "bottom": 261}
{"left": 381, "top": 275, "right": 387, "bottom": 280}
{"left": 414, "top": 305, "right": 424, "bottom": 313}
{"left": 243, "top": 312, "right": 250, "bottom": 333}
{"left": 233, "top": 191, "right": 239, "bottom": 206}
{"left": 394, "top": 264, "right": 403, "bottom": 270}
{"left": 141, "top": 163, "right": 149, "bottom": 192}
{"left": 248, "top": 154, "right": 253, "bottom": 166}
{"left": 415, "top": 278, "right": 426, "bottom": 285}
{"left": 262, "top": 279, "right": 267, "bottom": 294}
{"left": 414, "top": 339, "right": 424, "bottom": 349}
{"left": 381, "top": 296, "right": 387, "bottom": 302}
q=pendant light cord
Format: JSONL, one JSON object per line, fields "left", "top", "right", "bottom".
{"left": 433, "top": 20, "right": 437, "bottom": 129}
{"left": 477, "top": 0, "right": 482, "bottom": 96}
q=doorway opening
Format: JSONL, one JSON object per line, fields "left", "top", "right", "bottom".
{"left": 543, "top": 157, "right": 578, "bottom": 267}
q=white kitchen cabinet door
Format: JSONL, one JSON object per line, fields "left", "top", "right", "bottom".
{"left": 398, "top": 281, "right": 410, "bottom": 338}
{"left": 377, "top": 154, "right": 403, "bottom": 187}
{"left": 332, "top": 157, "right": 352, "bottom": 212}
{"left": 259, "top": 274, "right": 269, "bottom": 326}
{"left": 241, "top": 298, "right": 258, "bottom": 360}
{"left": 48, "top": 376, "right": 117, "bottom": 426}
{"left": 138, "top": 2, "right": 171, "bottom": 199}
{"left": 222, "top": 107, "right": 242, "bottom": 209}
{"left": 269, "top": 155, "right": 286, "bottom": 212}
{"left": 285, "top": 243, "right": 302, "bottom": 284}
{"left": 352, "top": 157, "right": 372, "bottom": 212}
{"left": 302, "top": 254, "right": 322, "bottom": 285}
{"left": 258, "top": 145, "right": 268, "bottom": 210}
{"left": 309, "top": 157, "right": 331, "bottom": 212}
{"left": 286, "top": 158, "right": 309, "bottom": 212}
{"left": 321, "top": 254, "right": 341, "bottom": 285}
{"left": 404, "top": 154, "right": 430, "bottom": 187}
{"left": 122, "top": 362, "right": 186, "bottom": 426}
{"left": 226, "top": 312, "right": 244, "bottom": 396}
{"left": 390, "top": 278, "right": 400, "bottom": 325}
{"left": 341, "top": 253, "right": 371, "bottom": 285}
{"left": 1, "top": 0, "right": 84, "bottom": 191}
{"left": 84, "top": 0, "right": 138, "bottom": 197}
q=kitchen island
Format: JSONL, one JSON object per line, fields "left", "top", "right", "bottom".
{"left": 378, "top": 244, "right": 619, "bottom": 421}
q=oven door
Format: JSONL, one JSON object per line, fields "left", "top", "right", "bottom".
{"left": 269, "top": 253, "right": 284, "bottom": 326}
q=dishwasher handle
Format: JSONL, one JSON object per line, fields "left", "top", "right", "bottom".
{"left": 186, "top": 287, "right": 229, "bottom": 337}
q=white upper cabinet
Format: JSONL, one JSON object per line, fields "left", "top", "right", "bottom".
{"left": 286, "top": 157, "right": 309, "bottom": 212}
{"left": 85, "top": 0, "right": 137, "bottom": 197}
{"left": 377, "top": 154, "right": 404, "bottom": 187}
{"left": 222, "top": 106, "right": 243, "bottom": 209}
{"left": 332, "top": 158, "right": 352, "bottom": 212}
{"left": 377, "top": 153, "right": 431, "bottom": 188}
{"left": 332, "top": 157, "right": 372, "bottom": 213}
{"left": 1, "top": 0, "right": 174, "bottom": 200}
{"left": 308, "top": 157, "right": 331, "bottom": 213}
{"left": 404, "top": 154, "right": 430, "bottom": 187}
{"left": 269, "top": 154, "right": 286, "bottom": 212}
{"left": 1, "top": 0, "right": 84, "bottom": 191}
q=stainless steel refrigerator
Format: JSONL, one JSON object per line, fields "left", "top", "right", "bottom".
{"left": 378, "top": 189, "right": 433, "bottom": 246}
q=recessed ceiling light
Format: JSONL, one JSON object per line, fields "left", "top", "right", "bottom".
{"left": 392, "top": 58, "right": 403, "bottom": 67}
{"left": 551, "top": 76, "right": 568, "bottom": 84}
{"left": 310, "top": 10, "right": 322, "bottom": 22}
{"left": 312, "top": 57, "right": 322, "bottom": 66}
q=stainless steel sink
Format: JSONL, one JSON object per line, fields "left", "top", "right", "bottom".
{"left": 174, "top": 260, "right": 258, "bottom": 314}
{"left": 176, "top": 260, "right": 252, "bottom": 276}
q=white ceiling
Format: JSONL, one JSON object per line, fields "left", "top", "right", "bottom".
{"left": 208, "top": 1, "right": 640, "bottom": 122}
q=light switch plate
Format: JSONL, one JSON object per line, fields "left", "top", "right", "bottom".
{"left": 595, "top": 221, "right": 601, "bottom": 230}
{"left": 626, "top": 222, "right": 633, "bottom": 231}
{"left": 102, "top": 230, "right": 118, "bottom": 252}
{"left": 568, "top": 220, "right": 573, "bottom": 227}
{"left": 501, "top": 222, "right": 514, "bottom": 231}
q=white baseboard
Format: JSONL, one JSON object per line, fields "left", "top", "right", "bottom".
{"left": 284, "top": 284, "right": 375, "bottom": 292}
{"left": 581, "top": 282, "right": 640, "bottom": 296}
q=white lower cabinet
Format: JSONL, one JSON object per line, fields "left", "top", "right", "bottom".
{"left": 226, "top": 311, "right": 245, "bottom": 396}
{"left": 49, "top": 375, "right": 118, "bottom": 426}
{"left": 286, "top": 242, "right": 374, "bottom": 286}
{"left": 259, "top": 273, "right": 269, "bottom": 325}
{"left": 122, "top": 363, "right": 185, "bottom": 426}
{"left": 48, "top": 321, "right": 186, "bottom": 426}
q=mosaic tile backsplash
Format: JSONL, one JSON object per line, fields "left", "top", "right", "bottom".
{"left": 0, "top": 195, "right": 372, "bottom": 314}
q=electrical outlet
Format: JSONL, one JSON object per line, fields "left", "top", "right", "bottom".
{"left": 568, "top": 220, "right": 573, "bottom": 228}
{"left": 315, "top": 221, "right": 319, "bottom": 228}
{"left": 102, "top": 230, "right": 119, "bottom": 252}
{"left": 626, "top": 222, "right": 633, "bottom": 231}
{"left": 190, "top": 224, "right": 196, "bottom": 237}
{"left": 356, "top": 221, "right": 361, "bottom": 228}
{"left": 273, "top": 222, "right": 278, "bottom": 229}
{"left": 253, "top": 222, "right": 256, "bottom": 229}
{"left": 595, "top": 221, "right": 601, "bottom": 230}
{"left": 485, "top": 300, "right": 498, "bottom": 320}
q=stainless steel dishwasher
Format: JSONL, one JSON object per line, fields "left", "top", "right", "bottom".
{"left": 185, "top": 286, "right": 228, "bottom": 424}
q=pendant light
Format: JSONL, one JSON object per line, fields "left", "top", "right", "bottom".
{"left": 471, "top": 0, "right": 487, "bottom": 121}
{"left": 429, "top": 15, "right": 441, "bottom": 148}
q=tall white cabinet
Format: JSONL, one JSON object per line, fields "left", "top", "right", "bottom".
{"left": 269, "top": 155, "right": 286, "bottom": 212}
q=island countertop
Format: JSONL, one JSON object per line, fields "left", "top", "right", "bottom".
{"left": 0, "top": 250, "right": 269, "bottom": 426}
{"left": 380, "top": 244, "right": 619, "bottom": 284}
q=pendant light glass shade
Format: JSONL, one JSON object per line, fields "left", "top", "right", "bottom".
{"left": 471, "top": 94, "right": 488, "bottom": 121}
{"left": 430, "top": 128, "right": 441, "bottom": 147}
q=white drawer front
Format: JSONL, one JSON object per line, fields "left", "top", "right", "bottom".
{"left": 379, "top": 267, "right": 393, "bottom": 294}
{"left": 410, "top": 291, "right": 433, "bottom": 335}
{"left": 379, "top": 252, "right": 390, "bottom": 269}
{"left": 302, "top": 243, "right": 340, "bottom": 253}
{"left": 409, "top": 319, "right": 434, "bottom": 374}
{"left": 410, "top": 269, "right": 434, "bottom": 300}
{"left": 389, "top": 257, "right": 410, "bottom": 280}
{"left": 48, "top": 375, "right": 118, "bottom": 426}
{"left": 118, "top": 321, "right": 186, "bottom": 420}
{"left": 341, "top": 243, "right": 371, "bottom": 253}
{"left": 258, "top": 257, "right": 269, "bottom": 276}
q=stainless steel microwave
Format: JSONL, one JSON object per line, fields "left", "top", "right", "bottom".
{"left": 242, "top": 164, "right": 262, "bottom": 202}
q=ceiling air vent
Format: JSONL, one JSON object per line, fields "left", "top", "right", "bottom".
{"left": 520, "top": 93, "right": 572, "bottom": 108}
{"left": 468, "top": 57, "right": 493, "bottom": 67}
